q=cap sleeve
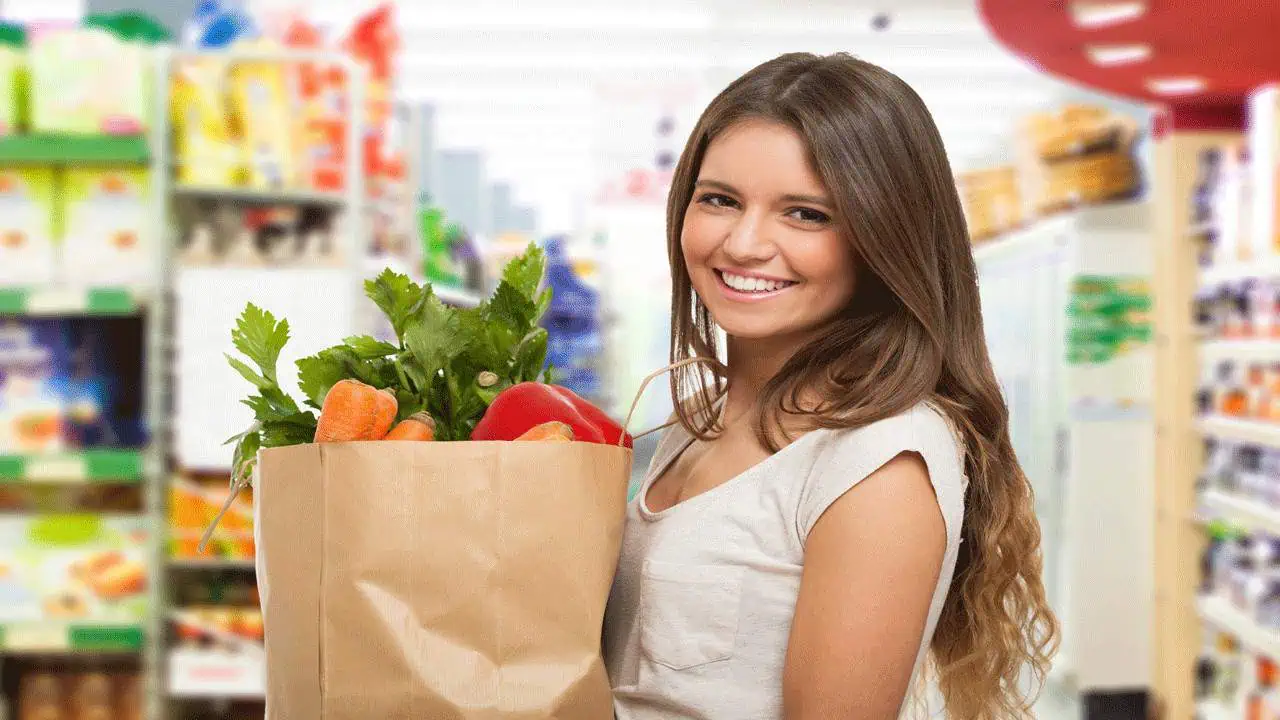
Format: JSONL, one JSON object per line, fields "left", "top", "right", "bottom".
{"left": 795, "top": 404, "right": 968, "bottom": 547}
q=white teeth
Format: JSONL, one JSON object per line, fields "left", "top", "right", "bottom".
{"left": 722, "top": 272, "right": 791, "bottom": 293}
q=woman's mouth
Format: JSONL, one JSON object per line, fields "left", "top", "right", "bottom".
{"left": 715, "top": 270, "right": 799, "bottom": 300}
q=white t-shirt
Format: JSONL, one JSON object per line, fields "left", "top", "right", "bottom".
{"left": 603, "top": 401, "right": 968, "bottom": 720}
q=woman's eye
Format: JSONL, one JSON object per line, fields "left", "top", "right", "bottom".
{"left": 696, "top": 193, "right": 738, "bottom": 209}
{"left": 787, "top": 207, "right": 830, "bottom": 224}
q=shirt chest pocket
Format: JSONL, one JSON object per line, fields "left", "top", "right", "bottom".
{"left": 639, "top": 561, "right": 745, "bottom": 671}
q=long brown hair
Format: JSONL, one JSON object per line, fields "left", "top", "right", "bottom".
{"left": 666, "top": 52, "right": 1059, "bottom": 718}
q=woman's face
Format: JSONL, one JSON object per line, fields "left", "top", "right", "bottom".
{"left": 681, "top": 119, "right": 857, "bottom": 343}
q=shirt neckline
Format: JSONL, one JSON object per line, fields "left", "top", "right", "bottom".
{"left": 636, "top": 422, "right": 827, "bottom": 521}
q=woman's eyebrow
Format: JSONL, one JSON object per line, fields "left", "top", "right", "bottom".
{"left": 693, "top": 178, "right": 739, "bottom": 194}
{"left": 779, "top": 192, "right": 833, "bottom": 208}
{"left": 697, "top": 179, "right": 833, "bottom": 208}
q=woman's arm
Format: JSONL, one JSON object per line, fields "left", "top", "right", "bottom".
{"left": 783, "top": 452, "right": 947, "bottom": 720}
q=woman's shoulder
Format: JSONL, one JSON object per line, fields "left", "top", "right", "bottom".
{"left": 815, "top": 401, "right": 965, "bottom": 463}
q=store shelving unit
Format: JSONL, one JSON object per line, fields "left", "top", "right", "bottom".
{"left": 973, "top": 200, "right": 1154, "bottom": 695}
{"left": 0, "top": 449, "right": 144, "bottom": 483}
{"left": 1198, "top": 416, "right": 1280, "bottom": 447}
{"left": 1201, "top": 490, "right": 1280, "bottom": 535}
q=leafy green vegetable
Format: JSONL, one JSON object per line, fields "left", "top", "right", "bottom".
{"left": 225, "top": 244, "right": 552, "bottom": 464}
{"left": 223, "top": 305, "right": 314, "bottom": 485}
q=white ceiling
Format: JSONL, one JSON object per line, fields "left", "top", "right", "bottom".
{"left": 254, "top": 0, "right": 1069, "bottom": 233}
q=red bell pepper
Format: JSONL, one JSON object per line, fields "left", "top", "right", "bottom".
{"left": 472, "top": 383, "right": 633, "bottom": 448}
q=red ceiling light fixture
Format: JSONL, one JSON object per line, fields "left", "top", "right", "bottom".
{"left": 1068, "top": 1, "right": 1148, "bottom": 29}
{"left": 979, "top": 0, "right": 1280, "bottom": 131}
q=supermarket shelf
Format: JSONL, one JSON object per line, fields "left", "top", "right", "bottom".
{"left": 1198, "top": 595, "right": 1280, "bottom": 661}
{"left": 173, "top": 182, "right": 346, "bottom": 207}
{"left": 1200, "top": 258, "right": 1280, "bottom": 287}
{"left": 0, "top": 622, "right": 144, "bottom": 653}
{"left": 0, "top": 449, "right": 144, "bottom": 483}
{"left": 1197, "top": 415, "right": 1280, "bottom": 447}
{"left": 0, "top": 134, "right": 149, "bottom": 165}
{"left": 1202, "top": 490, "right": 1280, "bottom": 534}
{"left": 436, "top": 285, "right": 484, "bottom": 308}
{"left": 168, "top": 558, "right": 255, "bottom": 571}
{"left": 1198, "top": 700, "right": 1239, "bottom": 720}
{"left": 0, "top": 286, "right": 143, "bottom": 315}
{"left": 168, "top": 649, "right": 264, "bottom": 699}
{"left": 1200, "top": 338, "right": 1280, "bottom": 360}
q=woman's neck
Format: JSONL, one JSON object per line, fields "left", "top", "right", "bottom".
{"left": 723, "top": 334, "right": 800, "bottom": 424}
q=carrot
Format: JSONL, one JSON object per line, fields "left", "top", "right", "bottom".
{"left": 384, "top": 412, "right": 436, "bottom": 441}
{"left": 370, "top": 388, "right": 397, "bottom": 439}
{"left": 515, "top": 421, "right": 574, "bottom": 442}
{"left": 314, "top": 379, "right": 399, "bottom": 442}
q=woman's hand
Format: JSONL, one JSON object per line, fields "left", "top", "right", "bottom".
{"left": 783, "top": 452, "right": 946, "bottom": 720}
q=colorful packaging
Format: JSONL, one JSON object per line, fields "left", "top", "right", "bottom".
{"left": 0, "top": 44, "right": 24, "bottom": 136}
{"left": 0, "top": 168, "right": 56, "bottom": 286}
{"left": 228, "top": 41, "right": 297, "bottom": 189}
{"left": 0, "top": 318, "right": 146, "bottom": 455}
{"left": 28, "top": 28, "right": 149, "bottom": 135}
{"left": 0, "top": 514, "right": 148, "bottom": 625}
{"left": 60, "top": 168, "right": 151, "bottom": 287}
{"left": 171, "top": 58, "right": 242, "bottom": 187}
{"left": 0, "top": 320, "right": 67, "bottom": 454}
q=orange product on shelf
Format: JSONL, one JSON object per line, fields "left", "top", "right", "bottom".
{"left": 18, "top": 672, "right": 63, "bottom": 720}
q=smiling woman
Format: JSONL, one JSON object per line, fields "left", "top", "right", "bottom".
{"left": 602, "top": 52, "right": 1058, "bottom": 720}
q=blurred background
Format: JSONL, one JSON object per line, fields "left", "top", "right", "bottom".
{"left": 0, "top": 0, "right": 1265, "bottom": 718}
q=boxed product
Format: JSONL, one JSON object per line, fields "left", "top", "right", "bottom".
{"left": 0, "top": 514, "right": 148, "bottom": 624}
{"left": 61, "top": 168, "right": 151, "bottom": 287}
{"left": 28, "top": 27, "right": 149, "bottom": 135}
{"left": 0, "top": 320, "right": 68, "bottom": 454}
{"left": 958, "top": 166, "right": 1024, "bottom": 243}
{"left": 228, "top": 41, "right": 297, "bottom": 189}
{"left": 0, "top": 167, "right": 57, "bottom": 286}
{"left": 0, "top": 318, "right": 147, "bottom": 455}
{"left": 1016, "top": 104, "right": 1143, "bottom": 215}
{"left": 169, "top": 476, "right": 254, "bottom": 561}
{"left": 171, "top": 58, "right": 242, "bottom": 187}
{"left": 0, "top": 43, "right": 24, "bottom": 136}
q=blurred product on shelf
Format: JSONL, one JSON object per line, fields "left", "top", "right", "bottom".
{"left": 0, "top": 319, "right": 146, "bottom": 455}
{"left": 1018, "top": 104, "right": 1143, "bottom": 214}
{"left": 15, "top": 669, "right": 143, "bottom": 720}
{"left": 176, "top": 200, "right": 339, "bottom": 268}
{"left": 0, "top": 25, "right": 22, "bottom": 136}
{"left": 1200, "top": 439, "right": 1280, "bottom": 510}
{"left": 1065, "top": 275, "right": 1153, "bottom": 365}
{"left": 169, "top": 476, "right": 254, "bottom": 562}
{"left": 228, "top": 45, "right": 296, "bottom": 190}
{"left": 0, "top": 168, "right": 57, "bottom": 286}
{"left": 958, "top": 166, "right": 1024, "bottom": 243}
{"left": 0, "top": 165, "right": 152, "bottom": 290}
{"left": 1197, "top": 358, "right": 1280, "bottom": 420}
{"left": 542, "top": 236, "right": 606, "bottom": 402}
{"left": 171, "top": 58, "right": 241, "bottom": 188}
{"left": 420, "top": 205, "right": 482, "bottom": 292}
{"left": 28, "top": 24, "right": 157, "bottom": 137}
{"left": 1196, "top": 277, "right": 1280, "bottom": 341}
{"left": 61, "top": 169, "right": 150, "bottom": 288}
{"left": 0, "top": 515, "right": 148, "bottom": 625}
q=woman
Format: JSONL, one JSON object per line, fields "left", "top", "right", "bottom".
{"left": 602, "top": 53, "right": 1058, "bottom": 719}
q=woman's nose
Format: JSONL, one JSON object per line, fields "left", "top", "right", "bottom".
{"left": 721, "top": 212, "right": 776, "bottom": 263}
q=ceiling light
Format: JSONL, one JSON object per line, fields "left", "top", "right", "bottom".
{"left": 1086, "top": 44, "right": 1152, "bottom": 66}
{"left": 1147, "top": 77, "right": 1207, "bottom": 96}
{"left": 1069, "top": 1, "right": 1148, "bottom": 29}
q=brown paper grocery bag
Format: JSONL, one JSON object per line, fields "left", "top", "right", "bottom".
{"left": 252, "top": 440, "right": 631, "bottom": 719}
